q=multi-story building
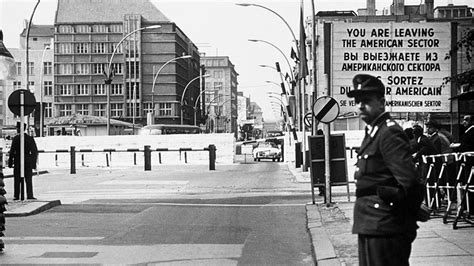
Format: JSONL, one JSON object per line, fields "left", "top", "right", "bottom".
{"left": 54, "top": 0, "right": 201, "bottom": 134}
{"left": 201, "top": 55, "right": 238, "bottom": 135}
{"left": 4, "top": 23, "right": 54, "bottom": 133}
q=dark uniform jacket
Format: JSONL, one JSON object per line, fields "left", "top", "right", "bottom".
{"left": 8, "top": 133, "right": 38, "bottom": 169}
{"left": 353, "top": 112, "right": 420, "bottom": 235}
{"left": 458, "top": 126, "right": 474, "bottom": 152}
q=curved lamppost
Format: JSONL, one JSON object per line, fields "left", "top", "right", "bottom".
{"left": 249, "top": 39, "right": 294, "bottom": 81}
{"left": 151, "top": 54, "right": 192, "bottom": 116}
{"left": 260, "top": 64, "right": 292, "bottom": 90}
{"left": 180, "top": 74, "right": 210, "bottom": 124}
{"left": 39, "top": 44, "right": 50, "bottom": 137}
{"left": 193, "top": 90, "right": 229, "bottom": 126}
{"left": 104, "top": 24, "right": 160, "bottom": 135}
{"left": 236, "top": 3, "right": 298, "bottom": 53}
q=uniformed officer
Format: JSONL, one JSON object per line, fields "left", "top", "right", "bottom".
{"left": 348, "top": 74, "right": 422, "bottom": 266}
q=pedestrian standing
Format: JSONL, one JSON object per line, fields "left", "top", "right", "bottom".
{"left": 8, "top": 122, "right": 38, "bottom": 200}
{"left": 348, "top": 74, "right": 423, "bottom": 266}
{"left": 457, "top": 115, "right": 474, "bottom": 152}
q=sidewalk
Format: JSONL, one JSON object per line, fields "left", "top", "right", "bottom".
{"left": 289, "top": 164, "right": 474, "bottom": 266}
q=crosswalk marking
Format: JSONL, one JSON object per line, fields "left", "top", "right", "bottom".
{"left": 98, "top": 180, "right": 189, "bottom": 185}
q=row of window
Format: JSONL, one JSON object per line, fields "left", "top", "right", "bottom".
{"left": 13, "top": 81, "right": 53, "bottom": 95}
{"left": 57, "top": 83, "right": 123, "bottom": 95}
{"left": 56, "top": 63, "right": 123, "bottom": 75}
{"left": 15, "top": 62, "right": 53, "bottom": 76}
{"left": 57, "top": 24, "right": 123, "bottom": 34}
{"left": 57, "top": 42, "right": 125, "bottom": 54}
{"left": 56, "top": 102, "right": 173, "bottom": 117}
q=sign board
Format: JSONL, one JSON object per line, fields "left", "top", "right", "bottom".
{"left": 332, "top": 22, "right": 451, "bottom": 114}
{"left": 304, "top": 112, "right": 312, "bottom": 128}
{"left": 241, "top": 144, "right": 254, "bottom": 155}
{"left": 309, "top": 134, "right": 350, "bottom": 202}
{"left": 8, "top": 89, "right": 36, "bottom": 116}
{"left": 312, "top": 96, "right": 339, "bottom": 123}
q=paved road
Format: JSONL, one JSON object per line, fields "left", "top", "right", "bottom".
{"left": 2, "top": 161, "right": 315, "bottom": 264}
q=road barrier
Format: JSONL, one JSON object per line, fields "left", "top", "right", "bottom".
{"left": 3, "top": 145, "right": 217, "bottom": 174}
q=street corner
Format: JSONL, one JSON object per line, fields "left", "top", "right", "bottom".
{"left": 5, "top": 199, "right": 61, "bottom": 217}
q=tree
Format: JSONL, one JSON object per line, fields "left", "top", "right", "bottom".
{"left": 443, "top": 28, "right": 474, "bottom": 89}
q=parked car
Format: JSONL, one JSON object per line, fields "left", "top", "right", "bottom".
{"left": 253, "top": 142, "right": 282, "bottom": 162}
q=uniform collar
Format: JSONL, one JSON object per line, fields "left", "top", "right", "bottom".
{"left": 365, "top": 112, "right": 390, "bottom": 138}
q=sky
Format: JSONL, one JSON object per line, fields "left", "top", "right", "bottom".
{"left": 0, "top": 0, "right": 471, "bottom": 121}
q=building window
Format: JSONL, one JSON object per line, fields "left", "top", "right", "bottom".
{"left": 125, "top": 61, "right": 139, "bottom": 77}
{"left": 58, "top": 64, "right": 73, "bottom": 75}
{"left": 94, "top": 84, "right": 106, "bottom": 95}
{"left": 77, "top": 104, "right": 89, "bottom": 115}
{"left": 126, "top": 103, "right": 140, "bottom": 117}
{"left": 75, "top": 63, "right": 90, "bottom": 74}
{"left": 76, "top": 25, "right": 90, "bottom": 33}
{"left": 58, "top": 84, "right": 73, "bottom": 95}
{"left": 28, "top": 62, "right": 34, "bottom": 75}
{"left": 44, "top": 81, "right": 53, "bottom": 95}
{"left": 125, "top": 83, "right": 139, "bottom": 100}
{"left": 213, "top": 82, "right": 223, "bottom": 90}
{"left": 93, "top": 25, "right": 108, "bottom": 33}
{"left": 44, "top": 102, "right": 52, "bottom": 118}
{"left": 77, "top": 84, "right": 90, "bottom": 95}
{"left": 93, "top": 43, "right": 106, "bottom": 53}
{"left": 16, "top": 62, "right": 21, "bottom": 76}
{"left": 43, "top": 62, "right": 53, "bottom": 75}
{"left": 213, "top": 70, "right": 223, "bottom": 79}
{"left": 111, "top": 103, "right": 123, "bottom": 117}
{"left": 94, "top": 104, "right": 106, "bottom": 117}
{"left": 92, "top": 63, "right": 106, "bottom": 74}
{"left": 143, "top": 103, "right": 153, "bottom": 115}
{"left": 111, "top": 84, "right": 123, "bottom": 95}
{"left": 58, "top": 43, "right": 72, "bottom": 54}
{"left": 58, "top": 104, "right": 72, "bottom": 116}
{"left": 159, "top": 103, "right": 172, "bottom": 116}
{"left": 111, "top": 63, "right": 123, "bottom": 74}
{"left": 28, "top": 81, "right": 35, "bottom": 92}
{"left": 75, "top": 43, "right": 89, "bottom": 54}
{"left": 110, "top": 24, "right": 123, "bottom": 33}
{"left": 58, "top": 25, "right": 74, "bottom": 33}
{"left": 108, "top": 43, "right": 122, "bottom": 54}
{"left": 13, "top": 81, "right": 21, "bottom": 90}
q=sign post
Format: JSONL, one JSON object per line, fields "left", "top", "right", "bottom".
{"left": 312, "top": 96, "right": 340, "bottom": 205}
{"left": 8, "top": 89, "right": 36, "bottom": 200}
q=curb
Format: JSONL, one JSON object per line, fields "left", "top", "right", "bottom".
{"left": 5, "top": 200, "right": 61, "bottom": 217}
{"left": 3, "top": 170, "right": 49, "bottom": 179}
{"left": 306, "top": 204, "right": 340, "bottom": 266}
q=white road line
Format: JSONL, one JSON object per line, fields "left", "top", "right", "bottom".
{"left": 80, "top": 202, "right": 307, "bottom": 207}
{"left": 3, "top": 237, "right": 104, "bottom": 241}
{"left": 98, "top": 180, "right": 189, "bottom": 185}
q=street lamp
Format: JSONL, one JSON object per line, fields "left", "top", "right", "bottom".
{"left": 249, "top": 39, "right": 294, "bottom": 80}
{"left": 237, "top": 3, "right": 298, "bottom": 54}
{"left": 151, "top": 54, "right": 192, "bottom": 118}
{"left": 39, "top": 44, "right": 50, "bottom": 137}
{"left": 104, "top": 24, "right": 160, "bottom": 135}
{"left": 259, "top": 64, "right": 292, "bottom": 89}
{"left": 180, "top": 74, "right": 210, "bottom": 124}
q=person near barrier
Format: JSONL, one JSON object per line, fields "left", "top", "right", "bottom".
{"left": 456, "top": 115, "right": 474, "bottom": 152}
{"left": 348, "top": 74, "right": 423, "bottom": 266}
{"left": 8, "top": 122, "right": 38, "bottom": 200}
{"left": 426, "top": 120, "right": 451, "bottom": 154}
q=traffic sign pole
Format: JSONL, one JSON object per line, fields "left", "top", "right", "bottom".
{"left": 20, "top": 91, "right": 25, "bottom": 200}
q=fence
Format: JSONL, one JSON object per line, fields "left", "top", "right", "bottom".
{"left": 3, "top": 145, "right": 217, "bottom": 174}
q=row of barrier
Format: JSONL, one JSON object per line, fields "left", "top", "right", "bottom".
{"left": 1, "top": 144, "right": 217, "bottom": 174}
{"left": 422, "top": 151, "right": 474, "bottom": 229}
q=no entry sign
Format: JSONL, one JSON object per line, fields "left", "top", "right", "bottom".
{"left": 312, "top": 96, "right": 340, "bottom": 124}
{"left": 8, "top": 89, "right": 36, "bottom": 116}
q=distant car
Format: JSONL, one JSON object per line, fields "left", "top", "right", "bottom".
{"left": 266, "top": 130, "right": 283, "bottom": 138}
{"left": 253, "top": 142, "right": 282, "bottom": 162}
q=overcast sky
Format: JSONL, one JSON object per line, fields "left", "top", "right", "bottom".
{"left": 1, "top": 0, "right": 471, "bottom": 121}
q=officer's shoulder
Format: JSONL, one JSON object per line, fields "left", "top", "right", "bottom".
{"left": 380, "top": 119, "right": 403, "bottom": 134}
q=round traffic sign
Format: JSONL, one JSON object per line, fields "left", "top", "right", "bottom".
{"left": 312, "top": 96, "right": 339, "bottom": 124}
{"left": 8, "top": 89, "right": 36, "bottom": 116}
{"left": 304, "top": 112, "right": 312, "bottom": 128}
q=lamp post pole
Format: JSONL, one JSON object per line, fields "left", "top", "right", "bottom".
{"left": 249, "top": 39, "right": 294, "bottom": 81}
{"left": 151, "top": 54, "right": 192, "bottom": 121}
{"left": 39, "top": 44, "right": 50, "bottom": 137}
{"left": 104, "top": 25, "right": 160, "bottom": 135}
{"left": 180, "top": 74, "right": 210, "bottom": 125}
{"left": 260, "top": 65, "right": 292, "bottom": 90}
